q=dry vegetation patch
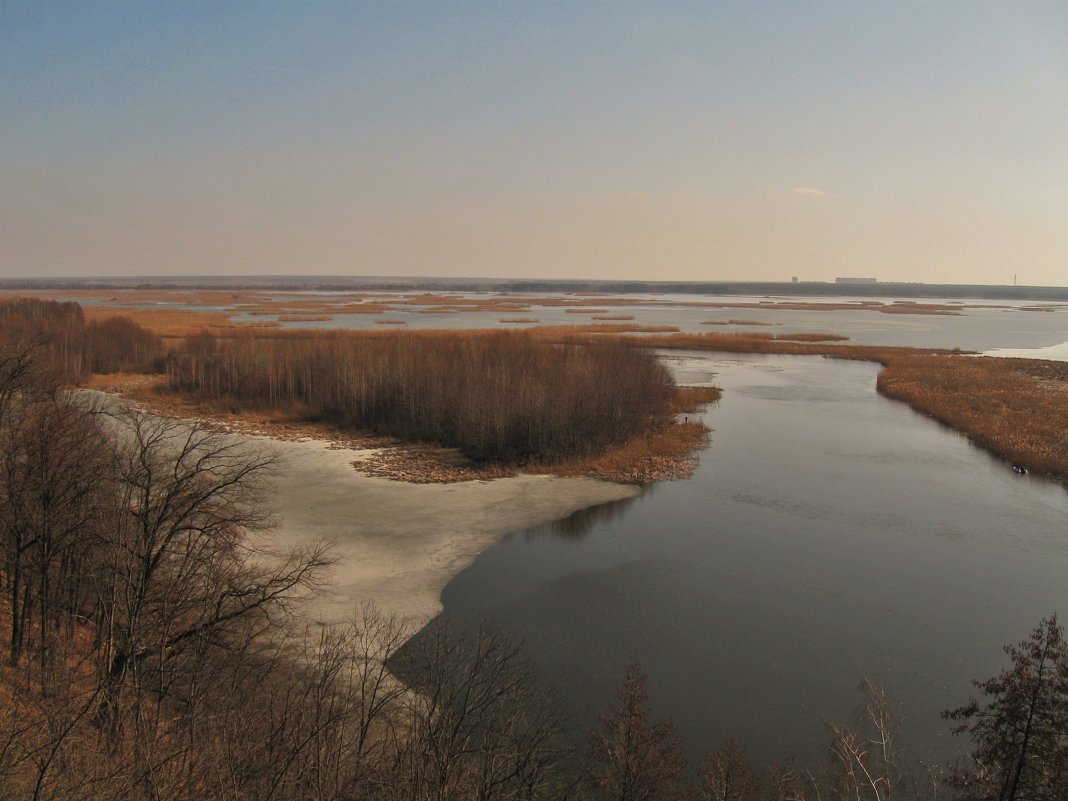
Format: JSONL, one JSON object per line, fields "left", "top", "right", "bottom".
{"left": 773, "top": 332, "right": 850, "bottom": 342}
{"left": 877, "top": 356, "right": 1068, "bottom": 485}
{"left": 82, "top": 306, "right": 244, "bottom": 338}
{"left": 674, "top": 385, "right": 723, "bottom": 412}
{"left": 545, "top": 420, "right": 712, "bottom": 483}
{"left": 880, "top": 302, "right": 961, "bottom": 315}
{"left": 529, "top": 323, "right": 681, "bottom": 337}
{"left": 701, "top": 319, "right": 772, "bottom": 326}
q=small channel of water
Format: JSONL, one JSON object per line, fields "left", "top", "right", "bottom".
{"left": 418, "top": 352, "right": 1068, "bottom": 768}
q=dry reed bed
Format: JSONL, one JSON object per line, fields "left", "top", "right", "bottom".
{"left": 877, "top": 356, "right": 1068, "bottom": 484}
{"left": 233, "top": 302, "right": 393, "bottom": 315}
{"left": 562, "top": 331, "right": 956, "bottom": 363}
{"left": 82, "top": 306, "right": 244, "bottom": 338}
{"left": 532, "top": 386, "right": 721, "bottom": 482}
{"left": 701, "top": 319, "right": 772, "bottom": 326}
{"left": 547, "top": 420, "right": 712, "bottom": 483}
{"left": 527, "top": 323, "right": 681, "bottom": 337}
{"left": 769, "top": 332, "right": 849, "bottom": 343}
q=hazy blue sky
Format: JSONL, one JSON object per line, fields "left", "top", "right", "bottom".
{"left": 2, "top": 2, "right": 1066, "bottom": 284}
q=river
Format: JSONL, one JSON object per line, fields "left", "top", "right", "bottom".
{"left": 416, "top": 351, "right": 1068, "bottom": 769}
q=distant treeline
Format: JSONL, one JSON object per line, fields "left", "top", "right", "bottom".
{"left": 0, "top": 298, "right": 161, "bottom": 381}
{"left": 5, "top": 278, "right": 1068, "bottom": 300}
{"left": 166, "top": 330, "right": 676, "bottom": 463}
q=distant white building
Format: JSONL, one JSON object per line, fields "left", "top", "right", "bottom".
{"left": 835, "top": 277, "right": 877, "bottom": 285}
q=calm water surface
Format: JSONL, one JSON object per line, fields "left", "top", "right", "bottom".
{"left": 424, "top": 352, "right": 1068, "bottom": 768}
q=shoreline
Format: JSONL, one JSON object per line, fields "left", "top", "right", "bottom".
{"left": 89, "top": 385, "right": 643, "bottom": 625}
{"left": 246, "top": 436, "right": 641, "bottom": 624}
{"left": 88, "top": 372, "right": 716, "bottom": 484}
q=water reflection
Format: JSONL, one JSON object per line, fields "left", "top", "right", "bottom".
{"left": 523, "top": 490, "right": 650, "bottom": 542}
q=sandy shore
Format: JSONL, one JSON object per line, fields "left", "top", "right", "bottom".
{"left": 255, "top": 437, "right": 639, "bottom": 624}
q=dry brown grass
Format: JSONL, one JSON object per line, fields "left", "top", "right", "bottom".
{"left": 877, "top": 356, "right": 1068, "bottom": 485}
{"left": 879, "top": 302, "right": 961, "bottom": 315}
{"left": 85, "top": 371, "right": 165, "bottom": 395}
{"left": 529, "top": 323, "right": 682, "bottom": 337}
{"left": 496, "top": 295, "right": 634, "bottom": 308}
{"left": 373, "top": 319, "right": 407, "bottom": 325}
{"left": 500, "top": 317, "right": 540, "bottom": 323}
{"left": 674, "top": 385, "right": 723, "bottom": 412}
{"left": 701, "top": 319, "right": 772, "bottom": 326}
{"left": 569, "top": 330, "right": 953, "bottom": 363}
{"left": 544, "top": 421, "right": 711, "bottom": 483}
{"left": 82, "top": 306, "right": 245, "bottom": 338}
{"left": 773, "top": 332, "right": 850, "bottom": 342}
{"left": 235, "top": 302, "right": 390, "bottom": 315}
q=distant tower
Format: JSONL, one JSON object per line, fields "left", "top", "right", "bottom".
{"left": 792, "top": 276, "right": 799, "bottom": 283}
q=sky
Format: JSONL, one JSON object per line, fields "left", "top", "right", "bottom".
{"left": 2, "top": 2, "right": 1067, "bottom": 285}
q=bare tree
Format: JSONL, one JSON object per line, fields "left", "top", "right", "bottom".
{"left": 581, "top": 661, "right": 688, "bottom": 801}
{"left": 765, "top": 761, "right": 817, "bottom": 801}
{"left": 944, "top": 616, "right": 1068, "bottom": 801}
{"left": 0, "top": 392, "right": 110, "bottom": 674}
{"left": 698, "top": 739, "right": 761, "bottom": 801}
{"left": 92, "top": 412, "right": 333, "bottom": 728}
{"left": 826, "top": 678, "right": 901, "bottom": 801}
{"left": 390, "top": 620, "right": 571, "bottom": 801}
